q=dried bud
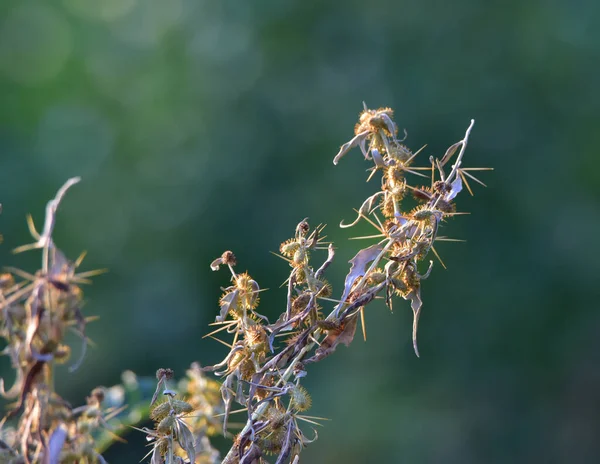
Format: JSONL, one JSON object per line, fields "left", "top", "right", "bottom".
{"left": 156, "top": 368, "right": 174, "bottom": 381}
{"left": 211, "top": 251, "right": 237, "bottom": 271}
{"left": 90, "top": 387, "right": 105, "bottom": 404}
{"left": 289, "top": 384, "right": 312, "bottom": 412}
{"left": 296, "top": 220, "right": 310, "bottom": 237}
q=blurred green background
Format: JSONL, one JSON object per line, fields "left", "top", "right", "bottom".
{"left": 1, "top": 0, "right": 599, "bottom": 462}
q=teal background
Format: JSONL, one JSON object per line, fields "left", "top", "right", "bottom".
{"left": 1, "top": 0, "right": 599, "bottom": 462}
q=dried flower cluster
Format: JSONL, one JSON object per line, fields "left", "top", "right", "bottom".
{"left": 199, "top": 105, "right": 489, "bottom": 463}
{"left": 0, "top": 104, "right": 489, "bottom": 463}
{"left": 0, "top": 178, "right": 119, "bottom": 463}
{"left": 140, "top": 366, "right": 223, "bottom": 464}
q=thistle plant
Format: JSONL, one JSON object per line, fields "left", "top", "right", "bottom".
{"left": 0, "top": 178, "right": 118, "bottom": 463}
{"left": 0, "top": 103, "right": 490, "bottom": 463}
{"left": 140, "top": 367, "right": 222, "bottom": 464}
{"left": 200, "top": 105, "right": 490, "bottom": 463}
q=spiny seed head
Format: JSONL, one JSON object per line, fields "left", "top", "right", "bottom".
{"left": 411, "top": 205, "right": 439, "bottom": 221}
{"left": 157, "top": 415, "right": 175, "bottom": 434}
{"left": 150, "top": 401, "right": 172, "bottom": 421}
{"left": 289, "top": 384, "right": 311, "bottom": 412}
{"left": 435, "top": 199, "right": 456, "bottom": 214}
{"left": 355, "top": 107, "right": 396, "bottom": 136}
{"left": 292, "top": 293, "right": 311, "bottom": 314}
{"left": 381, "top": 195, "right": 397, "bottom": 219}
{"left": 388, "top": 142, "right": 413, "bottom": 163}
{"left": 171, "top": 399, "right": 194, "bottom": 415}
{"left": 413, "top": 187, "right": 433, "bottom": 202}
{"left": 265, "top": 406, "right": 287, "bottom": 429}
{"left": 280, "top": 239, "right": 300, "bottom": 258}
{"left": 384, "top": 166, "right": 405, "bottom": 190}
{"left": 234, "top": 273, "right": 260, "bottom": 309}
{"left": 54, "top": 344, "right": 71, "bottom": 363}
{"left": 316, "top": 319, "right": 341, "bottom": 331}
{"left": 433, "top": 180, "right": 451, "bottom": 195}
{"left": 367, "top": 270, "right": 386, "bottom": 285}
{"left": 292, "top": 248, "right": 307, "bottom": 266}
{"left": 296, "top": 220, "right": 310, "bottom": 237}
{"left": 156, "top": 368, "right": 174, "bottom": 381}
{"left": 221, "top": 250, "right": 237, "bottom": 266}
{"left": 156, "top": 437, "right": 169, "bottom": 455}
{"left": 315, "top": 280, "right": 332, "bottom": 298}
{"left": 150, "top": 398, "right": 193, "bottom": 422}
{"left": 245, "top": 324, "right": 267, "bottom": 351}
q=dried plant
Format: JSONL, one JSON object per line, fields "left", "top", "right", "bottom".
{"left": 0, "top": 104, "right": 490, "bottom": 463}
{"left": 199, "top": 105, "right": 490, "bottom": 463}
{"left": 0, "top": 178, "right": 117, "bottom": 463}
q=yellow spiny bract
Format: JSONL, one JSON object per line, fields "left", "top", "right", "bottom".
{"left": 280, "top": 238, "right": 300, "bottom": 258}
{"left": 289, "top": 384, "right": 311, "bottom": 412}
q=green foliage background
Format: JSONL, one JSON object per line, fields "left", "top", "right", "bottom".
{"left": 1, "top": 0, "right": 599, "bottom": 462}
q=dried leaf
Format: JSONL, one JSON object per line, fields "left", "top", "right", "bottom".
{"left": 403, "top": 287, "right": 423, "bottom": 357}
{"left": 445, "top": 176, "right": 462, "bottom": 201}
{"left": 337, "top": 244, "right": 383, "bottom": 307}
{"left": 217, "top": 289, "right": 239, "bottom": 322}
{"left": 151, "top": 445, "right": 163, "bottom": 464}
{"left": 150, "top": 377, "right": 165, "bottom": 406}
{"left": 274, "top": 425, "right": 295, "bottom": 464}
{"left": 68, "top": 307, "right": 87, "bottom": 372}
{"left": 240, "top": 444, "right": 262, "bottom": 464}
{"left": 306, "top": 315, "right": 358, "bottom": 363}
{"left": 333, "top": 131, "right": 369, "bottom": 165}
{"left": 220, "top": 374, "right": 234, "bottom": 433}
{"left": 210, "top": 256, "right": 225, "bottom": 271}
{"left": 440, "top": 141, "right": 462, "bottom": 167}
{"left": 175, "top": 420, "right": 196, "bottom": 464}
{"left": 340, "top": 192, "right": 384, "bottom": 228}
{"left": 380, "top": 113, "right": 397, "bottom": 137}
{"left": 371, "top": 148, "right": 386, "bottom": 168}
{"left": 45, "top": 423, "right": 68, "bottom": 464}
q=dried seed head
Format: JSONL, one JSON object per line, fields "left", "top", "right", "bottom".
{"left": 412, "top": 187, "right": 433, "bottom": 202}
{"left": 289, "top": 384, "right": 311, "bottom": 412}
{"left": 315, "top": 280, "right": 332, "bottom": 298}
{"left": 433, "top": 180, "right": 451, "bottom": 195}
{"left": 221, "top": 250, "right": 237, "bottom": 266}
{"left": 388, "top": 142, "right": 413, "bottom": 163}
{"left": 355, "top": 107, "right": 396, "bottom": 136}
{"left": 211, "top": 250, "right": 237, "bottom": 271}
{"left": 235, "top": 273, "right": 260, "bottom": 309}
{"left": 90, "top": 387, "right": 105, "bottom": 404}
{"left": 316, "top": 319, "right": 341, "bottom": 331}
{"left": 367, "top": 269, "right": 386, "bottom": 286}
{"left": 157, "top": 415, "right": 176, "bottom": 434}
{"left": 54, "top": 344, "right": 71, "bottom": 364}
{"left": 0, "top": 273, "right": 14, "bottom": 290}
{"left": 292, "top": 293, "right": 311, "bottom": 314}
{"left": 156, "top": 368, "right": 174, "bottom": 381}
{"left": 410, "top": 205, "right": 440, "bottom": 221}
{"left": 150, "top": 401, "right": 172, "bottom": 422}
{"left": 280, "top": 239, "right": 300, "bottom": 258}
{"left": 245, "top": 324, "right": 267, "bottom": 352}
{"left": 296, "top": 220, "right": 310, "bottom": 238}
{"left": 293, "top": 247, "right": 307, "bottom": 266}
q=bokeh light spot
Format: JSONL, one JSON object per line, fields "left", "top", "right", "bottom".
{"left": 35, "top": 104, "right": 114, "bottom": 178}
{"left": 0, "top": 3, "right": 72, "bottom": 85}
{"left": 62, "top": 0, "right": 137, "bottom": 21}
{"left": 109, "top": 0, "right": 183, "bottom": 48}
